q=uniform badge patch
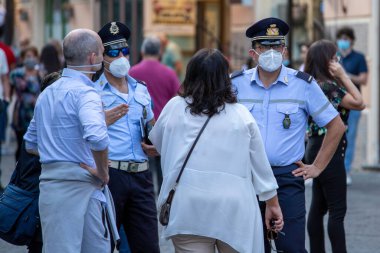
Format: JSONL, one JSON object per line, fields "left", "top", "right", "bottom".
{"left": 110, "top": 22, "right": 119, "bottom": 35}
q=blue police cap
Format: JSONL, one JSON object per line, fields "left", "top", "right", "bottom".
{"left": 98, "top": 21, "right": 131, "bottom": 50}
{"left": 246, "top": 17, "right": 289, "bottom": 45}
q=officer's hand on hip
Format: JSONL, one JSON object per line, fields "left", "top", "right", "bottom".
{"left": 292, "top": 160, "right": 322, "bottom": 179}
{"left": 141, "top": 142, "right": 160, "bottom": 157}
{"left": 105, "top": 104, "right": 129, "bottom": 126}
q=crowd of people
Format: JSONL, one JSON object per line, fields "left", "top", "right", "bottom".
{"left": 0, "top": 16, "right": 368, "bottom": 253}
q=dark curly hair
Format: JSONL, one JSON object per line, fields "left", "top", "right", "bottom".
{"left": 179, "top": 48, "right": 237, "bottom": 116}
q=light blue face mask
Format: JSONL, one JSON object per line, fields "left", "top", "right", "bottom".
{"left": 283, "top": 59, "right": 290, "bottom": 67}
{"left": 337, "top": 39, "right": 350, "bottom": 51}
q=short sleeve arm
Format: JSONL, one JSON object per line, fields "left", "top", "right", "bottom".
{"left": 77, "top": 89, "right": 109, "bottom": 151}
{"left": 0, "top": 51, "right": 9, "bottom": 75}
{"left": 146, "top": 92, "right": 154, "bottom": 122}
{"left": 358, "top": 54, "right": 368, "bottom": 73}
{"left": 306, "top": 80, "right": 339, "bottom": 127}
{"left": 248, "top": 118, "right": 278, "bottom": 201}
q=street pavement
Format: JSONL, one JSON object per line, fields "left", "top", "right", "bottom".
{"left": 1, "top": 152, "right": 379, "bottom": 253}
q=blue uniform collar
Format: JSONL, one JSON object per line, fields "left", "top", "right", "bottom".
{"left": 250, "top": 65, "right": 289, "bottom": 87}
{"left": 98, "top": 73, "right": 138, "bottom": 91}
{"left": 98, "top": 73, "right": 139, "bottom": 103}
{"left": 61, "top": 68, "right": 94, "bottom": 87}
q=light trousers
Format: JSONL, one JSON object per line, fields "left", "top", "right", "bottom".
{"left": 171, "top": 234, "right": 238, "bottom": 253}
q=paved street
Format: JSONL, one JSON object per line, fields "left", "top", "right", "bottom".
{"left": 1, "top": 151, "right": 379, "bottom": 253}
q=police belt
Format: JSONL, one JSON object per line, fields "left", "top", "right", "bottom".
{"left": 109, "top": 160, "right": 148, "bottom": 173}
{"left": 271, "top": 163, "right": 298, "bottom": 176}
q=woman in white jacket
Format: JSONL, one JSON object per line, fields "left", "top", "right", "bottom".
{"left": 149, "top": 48, "right": 283, "bottom": 253}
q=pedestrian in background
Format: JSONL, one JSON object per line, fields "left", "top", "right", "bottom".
{"left": 304, "top": 39, "right": 365, "bottom": 253}
{"left": 39, "top": 43, "right": 62, "bottom": 78}
{"left": 150, "top": 48, "right": 283, "bottom": 253}
{"left": 10, "top": 46, "right": 40, "bottom": 160}
{"left": 24, "top": 28, "right": 113, "bottom": 253}
{"left": 231, "top": 17, "right": 345, "bottom": 252}
{"left": 129, "top": 36, "right": 180, "bottom": 192}
{"left": 336, "top": 27, "right": 368, "bottom": 185}
{"left": 298, "top": 42, "right": 310, "bottom": 72}
{"left": 0, "top": 47, "right": 9, "bottom": 193}
{"left": 158, "top": 32, "right": 183, "bottom": 79}
{"left": 95, "top": 21, "right": 160, "bottom": 253}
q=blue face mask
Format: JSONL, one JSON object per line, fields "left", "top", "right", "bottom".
{"left": 282, "top": 59, "right": 290, "bottom": 67}
{"left": 337, "top": 39, "right": 350, "bottom": 50}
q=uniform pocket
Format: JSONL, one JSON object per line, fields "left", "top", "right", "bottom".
{"left": 276, "top": 103, "right": 300, "bottom": 129}
{"left": 276, "top": 103, "right": 299, "bottom": 114}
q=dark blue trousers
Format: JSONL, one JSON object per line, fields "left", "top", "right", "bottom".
{"left": 108, "top": 167, "right": 160, "bottom": 253}
{"left": 260, "top": 172, "right": 307, "bottom": 253}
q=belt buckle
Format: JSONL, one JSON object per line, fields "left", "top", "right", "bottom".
{"left": 128, "top": 163, "right": 139, "bottom": 172}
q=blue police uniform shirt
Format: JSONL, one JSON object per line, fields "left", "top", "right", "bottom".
{"left": 94, "top": 73, "right": 154, "bottom": 162}
{"left": 232, "top": 65, "right": 339, "bottom": 166}
{"left": 24, "top": 68, "right": 109, "bottom": 168}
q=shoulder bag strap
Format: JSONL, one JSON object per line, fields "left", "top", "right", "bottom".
{"left": 173, "top": 116, "right": 212, "bottom": 189}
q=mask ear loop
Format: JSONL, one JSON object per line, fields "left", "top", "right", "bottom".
{"left": 251, "top": 48, "right": 260, "bottom": 56}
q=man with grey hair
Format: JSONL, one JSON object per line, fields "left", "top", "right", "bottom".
{"left": 24, "top": 29, "right": 115, "bottom": 253}
{"left": 129, "top": 36, "right": 180, "bottom": 192}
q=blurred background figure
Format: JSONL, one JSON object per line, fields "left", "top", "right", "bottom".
{"left": 282, "top": 47, "right": 291, "bottom": 67}
{"left": 298, "top": 42, "right": 310, "bottom": 71}
{"left": 10, "top": 46, "right": 40, "bottom": 161}
{"left": 336, "top": 27, "right": 368, "bottom": 185}
{"left": 158, "top": 32, "right": 183, "bottom": 79}
{"left": 39, "top": 43, "right": 62, "bottom": 78}
{"left": 129, "top": 35, "right": 180, "bottom": 193}
{"left": 0, "top": 46, "right": 9, "bottom": 193}
{"left": 49, "top": 39, "right": 65, "bottom": 67}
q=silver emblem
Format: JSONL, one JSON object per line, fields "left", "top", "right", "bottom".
{"left": 109, "top": 22, "right": 119, "bottom": 35}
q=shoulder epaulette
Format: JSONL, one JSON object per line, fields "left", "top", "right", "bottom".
{"left": 136, "top": 79, "right": 147, "bottom": 86}
{"left": 295, "top": 71, "right": 313, "bottom": 83}
{"left": 230, "top": 69, "right": 244, "bottom": 79}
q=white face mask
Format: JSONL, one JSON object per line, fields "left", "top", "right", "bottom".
{"left": 104, "top": 57, "right": 130, "bottom": 78}
{"left": 256, "top": 49, "right": 283, "bottom": 72}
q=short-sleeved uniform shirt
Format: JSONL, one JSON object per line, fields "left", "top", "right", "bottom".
{"left": 232, "top": 66, "right": 338, "bottom": 167}
{"left": 307, "top": 80, "right": 348, "bottom": 137}
{"left": 94, "top": 74, "right": 154, "bottom": 162}
{"left": 341, "top": 50, "right": 367, "bottom": 90}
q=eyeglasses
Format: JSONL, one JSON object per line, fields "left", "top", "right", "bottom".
{"left": 255, "top": 44, "right": 284, "bottom": 52}
{"left": 267, "top": 229, "right": 285, "bottom": 252}
{"left": 104, "top": 47, "right": 130, "bottom": 58}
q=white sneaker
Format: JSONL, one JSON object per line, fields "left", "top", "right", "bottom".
{"left": 346, "top": 175, "right": 352, "bottom": 185}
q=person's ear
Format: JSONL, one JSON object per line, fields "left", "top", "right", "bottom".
{"left": 249, "top": 49, "right": 259, "bottom": 62}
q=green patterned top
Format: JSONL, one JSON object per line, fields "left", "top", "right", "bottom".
{"left": 307, "top": 80, "right": 348, "bottom": 137}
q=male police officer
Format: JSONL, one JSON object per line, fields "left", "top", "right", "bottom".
{"left": 95, "top": 21, "right": 160, "bottom": 253}
{"left": 231, "top": 17, "right": 345, "bottom": 252}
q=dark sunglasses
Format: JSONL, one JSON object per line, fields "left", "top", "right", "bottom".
{"left": 267, "top": 229, "right": 285, "bottom": 252}
{"left": 105, "top": 47, "right": 130, "bottom": 58}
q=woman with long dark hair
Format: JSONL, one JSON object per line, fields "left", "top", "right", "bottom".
{"left": 149, "top": 48, "right": 283, "bottom": 253}
{"left": 304, "top": 39, "right": 364, "bottom": 253}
